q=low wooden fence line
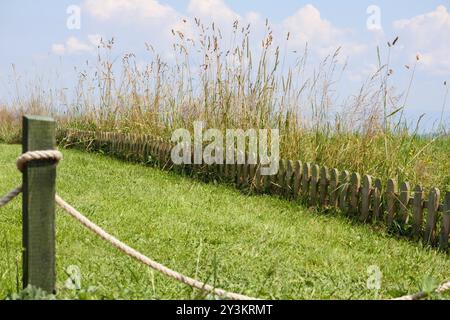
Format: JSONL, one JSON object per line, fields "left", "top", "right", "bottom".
{"left": 58, "top": 128, "right": 450, "bottom": 252}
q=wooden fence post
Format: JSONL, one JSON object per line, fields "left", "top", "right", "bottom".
{"left": 22, "top": 115, "right": 57, "bottom": 293}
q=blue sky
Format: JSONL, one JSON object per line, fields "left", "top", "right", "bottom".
{"left": 1, "top": 0, "right": 449, "bottom": 130}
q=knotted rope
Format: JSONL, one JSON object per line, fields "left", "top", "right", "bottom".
{"left": 1, "top": 149, "right": 448, "bottom": 300}
{"left": 16, "top": 150, "right": 63, "bottom": 172}
{"left": 1, "top": 150, "right": 62, "bottom": 208}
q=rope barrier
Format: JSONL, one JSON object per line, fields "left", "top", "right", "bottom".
{"left": 0, "top": 186, "right": 21, "bottom": 208}
{"left": 1, "top": 149, "right": 449, "bottom": 300}
{"left": 2, "top": 148, "right": 255, "bottom": 300}
{"left": 55, "top": 194, "right": 255, "bottom": 300}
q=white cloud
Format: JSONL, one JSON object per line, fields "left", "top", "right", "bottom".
{"left": 84, "top": 0, "right": 177, "bottom": 21}
{"left": 51, "top": 37, "right": 94, "bottom": 56}
{"left": 79, "top": 1, "right": 366, "bottom": 64}
{"left": 83, "top": 0, "right": 189, "bottom": 46}
{"left": 393, "top": 5, "right": 450, "bottom": 74}
{"left": 281, "top": 5, "right": 366, "bottom": 60}
{"left": 51, "top": 44, "right": 66, "bottom": 56}
{"left": 88, "top": 34, "right": 103, "bottom": 47}
{"left": 66, "top": 37, "right": 94, "bottom": 54}
{"left": 187, "top": 0, "right": 239, "bottom": 24}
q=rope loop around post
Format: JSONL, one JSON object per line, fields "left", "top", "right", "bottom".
{"left": 16, "top": 150, "right": 63, "bottom": 172}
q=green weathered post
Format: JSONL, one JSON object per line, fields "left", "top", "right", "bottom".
{"left": 22, "top": 115, "right": 57, "bottom": 293}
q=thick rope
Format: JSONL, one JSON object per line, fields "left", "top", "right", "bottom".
{"left": 55, "top": 194, "right": 255, "bottom": 300}
{"left": 1, "top": 150, "right": 62, "bottom": 208}
{"left": 0, "top": 186, "right": 22, "bottom": 208}
{"left": 16, "top": 150, "right": 63, "bottom": 172}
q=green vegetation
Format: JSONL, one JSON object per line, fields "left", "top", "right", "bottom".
{"left": 1, "top": 21, "right": 449, "bottom": 191}
{"left": 1, "top": 144, "right": 448, "bottom": 300}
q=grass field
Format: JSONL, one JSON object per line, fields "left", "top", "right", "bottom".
{"left": 0, "top": 144, "right": 449, "bottom": 300}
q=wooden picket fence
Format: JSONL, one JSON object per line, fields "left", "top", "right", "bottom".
{"left": 58, "top": 128, "right": 450, "bottom": 252}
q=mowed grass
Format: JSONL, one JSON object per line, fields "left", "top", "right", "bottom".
{"left": 0, "top": 144, "right": 448, "bottom": 300}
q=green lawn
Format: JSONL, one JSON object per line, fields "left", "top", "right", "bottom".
{"left": 0, "top": 144, "right": 448, "bottom": 300}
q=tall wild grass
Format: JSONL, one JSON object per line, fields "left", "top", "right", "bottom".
{"left": 0, "top": 20, "right": 448, "bottom": 190}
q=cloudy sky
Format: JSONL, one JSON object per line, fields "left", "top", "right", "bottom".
{"left": 0, "top": 0, "right": 449, "bottom": 129}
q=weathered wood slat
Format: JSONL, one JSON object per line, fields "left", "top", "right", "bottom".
{"left": 236, "top": 163, "right": 243, "bottom": 186}
{"left": 386, "top": 179, "right": 398, "bottom": 226}
{"left": 319, "top": 166, "right": 329, "bottom": 207}
{"left": 263, "top": 169, "right": 271, "bottom": 192}
{"left": 242, "top": 163, "right": 249, "bottom": 188}
{"left": 302, "top": 163, "right": 311, "bottom": 199}
{"left": 329, "top": 168, "right": 339, "bottom": 208}
{"left": 285, "top": 160, "right": 294, "bottom": 197}
{"left": 277, "top": 160, "right": 286, "bottom": 194}
{"left": 310, "top": 164, "right": 320, "bottom": 206}
{"left": 255, "top": 164, "right": 262, "bottom": 191}
{"left": 339, "top": 170, "right": 350, "bottom": 213}
{"left": 399, "top": 182, "right": 410, "bottom": 225}
{"left": 293, "top": 160, "right": 302, "bottom": 199}
{"left": 360, "top": 175, "right": 372, "bottom": 222}
{"left": 424, "top": 187, "right": 440, "bottom": 246}
{"left": 248, "top": 163, "right": 256, "bottom": 188}
{"left": 350, "top": 172, "right": 361, "bottom": 215}
{"left": 372, "top": 178, "right": 383, "bottom": 221}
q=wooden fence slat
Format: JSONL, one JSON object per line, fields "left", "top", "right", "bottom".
{"left": 263, "top": 169, "right": 271, "bottom": 192}
{"left": 242, "top": 163, "right": 249, "bottom": 188}
{"left": 236, "top": 163, "right": 243, "bottom": 186}
{"left": 319, "top": 166, "right": 329, "bottom": 207}
{"left": 255, "top": 164, "right": 262, "bottom": 191}
{"left": 22, "top": 115, "right": 57, "bottom": 293}
{"left": 412, "top": 185, "right": 424, "bottom": 238}
{"left": 293, "top": 160, "right": 302, "bottom": 199}
{"left": 360, "top": 175, "right": 372, "bottom": 222}
{"left": 386, "top": 178, "right": 398, "bottom": 226}
{"left": 285, "top": 160, "right": 294, "bottom": 197}
{"left": 329, "top": 168, "right": 339, "bottom": 208}
{"left": 302, "top": 163, "right": 311, "bottom": 199}
{"left": 277, "top": 160, "right": 286, "bottom": 194}
{"left": 372, "top": 178, "right": 383, "bottom": 221}
{"left": 423, "top": 187, "right": 440, "bottom": 246}
{"left": 339, "top": 170, "right": 350, "bottom": 213}
{"left": 350, "top": 172, "right": 361, "bottom": 215}
{"left": 439, "top": 191, "right": 450, "bottom": 252}
{"left": 249, "top": 163, "right": 256, "bottom": 189}
{"left": 230, "top": 162, "right": 236, "bottom": 185}
{"left": 310, "top": 164, "right": 320, "bottom": 206}
{"left": 224, "top": 162, "right": 229, "bottom": 180}
{"left": 399, "top": 182, "right": 410, "bottom": 225}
